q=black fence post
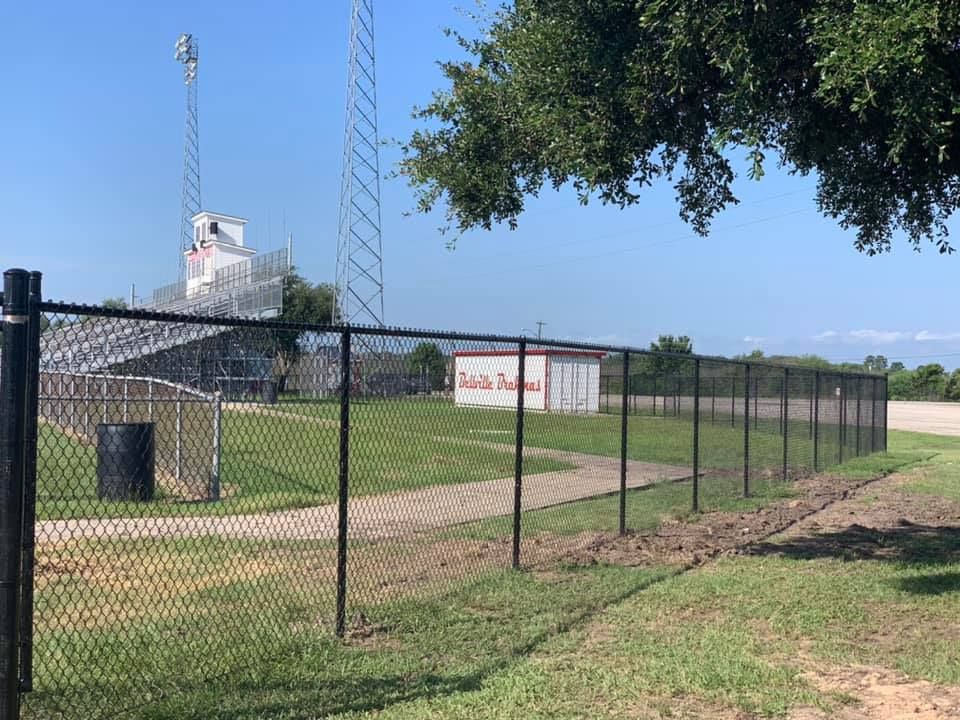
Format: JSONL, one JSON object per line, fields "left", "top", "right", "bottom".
{"left": 335, "top": 328, "right": 352, "bottom": 638}
{"left": 0, "top": 268, "right": 30, "bottom": 720}
{"left": 782, "top": 368, "right": 789, "bottom": 481}
{"left": 743, "top": 364, "right": 751, "bottom": 498}
{"left": 871, "top": 377, "right": 878, "bottom": 453}
{"left": 692, "top": 359, "right": 700, "bottom": 513}
{"left": 856, "top": 378, "right": 862, "bottom": 457}
{"left": 711, "top": 377, "right": 716, "bottom": 424}
{"left": 808, "top": 374, "right": 814, "bottom": 440}
{"left": 19, "top": 272, "right": 41, "bottom": 694}
{"left": 754, "top": 376, "right": 759, "bottom": 430}
{"left": 651, "top": 376, "right": 656, "bottom": 416}
{"left": 731, "top": 377, "right": 736, "bottom": 428}
{"left": 512, "top": 340, "right": 526, "bottom": 569}
{"left": 674, "top": 375, "right": 679, "bottom": 417}
{"left": 619, "top": 352, "right": 629, "bottom": 535}
{"left": 883, "top": 376, "right": 889, "bottom": 452}
{"left": 813, "top": 372, "right": 820, "bottom": 472}
{"left": 838, "top": 376, "right": 845, "bottom": 465}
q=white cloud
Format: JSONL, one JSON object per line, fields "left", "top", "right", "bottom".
{"left": 848, "top": 329, "right": 912, "bottom": 344}
{"left": 813, "top": 329, "right": 911, "bottom": 345}
{"left": 914, "top": 331, "right": 960, "bottom": 342}
{"left": 743, "top": 336, "right": 764, "bottom": 345}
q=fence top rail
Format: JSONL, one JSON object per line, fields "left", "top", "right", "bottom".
{"left": 36, "top": 299, "right": 886, "bottom": 382}
{"left": 38, "top": 370, "right": 216, "bottom": 401}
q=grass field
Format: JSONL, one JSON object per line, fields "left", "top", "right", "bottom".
{"left": 22, "top": 428, "right": 931, "bottom": 720}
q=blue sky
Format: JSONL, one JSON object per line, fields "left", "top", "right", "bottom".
{"left": 1, "top": 1, "right": 957, "bottom": 369}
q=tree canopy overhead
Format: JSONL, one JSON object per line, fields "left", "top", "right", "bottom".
{"left": 402, "top": 1, "right": 960, "bottom": 253}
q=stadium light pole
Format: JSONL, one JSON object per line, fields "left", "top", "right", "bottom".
{"left": 175, "top": 33, "right": 201, "bottom": 279}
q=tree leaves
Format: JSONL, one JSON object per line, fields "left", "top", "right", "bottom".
{"left": 401, "top": 0, "right": 960, "bottom": 253}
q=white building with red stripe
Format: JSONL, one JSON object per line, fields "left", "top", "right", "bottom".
{"left": 453, "top": 349, "right": 605, "bottom": 413}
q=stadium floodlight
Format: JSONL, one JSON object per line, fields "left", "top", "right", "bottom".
{"left": 175, "top": 33, "right": 198, "bottom": 84}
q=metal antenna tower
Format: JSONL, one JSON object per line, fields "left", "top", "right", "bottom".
{"left": 336, "top": 0, "right": 385, "bottom": 326}
{"left": 175, "top": 33, "right": 201, "bottom": 278}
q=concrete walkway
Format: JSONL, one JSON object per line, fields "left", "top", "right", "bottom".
{"left": 887, "top": 401, "right": 960, "bottom": 437}
{"left": 37, "top": 447, "right": 690, "bottom": 543}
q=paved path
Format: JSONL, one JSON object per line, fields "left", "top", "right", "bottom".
{"left": 887, "top": 401, "right": 960, "bottom": 437}
{"left": 37, "top": 447, "right": 690, "bottom": 543}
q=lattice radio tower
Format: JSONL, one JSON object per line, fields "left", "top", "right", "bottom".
{"left": 175, "top": 33, "right": 201, "bottom": 278}
{"left": 336, "top": 0, "right": 385, "bottom": 326}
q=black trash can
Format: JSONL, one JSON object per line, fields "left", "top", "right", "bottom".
{"left": 261, "top": 380, "right": 278, "bottom": 405}
{"left": 96, "top": 423, "right": 155, "bottom": 501}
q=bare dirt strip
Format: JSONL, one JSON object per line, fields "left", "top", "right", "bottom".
{"left": 887, "top": 401, "right": 960, "bottom": 437}
{"left": 36, "top": 448, "right": 689, "bottom": 543}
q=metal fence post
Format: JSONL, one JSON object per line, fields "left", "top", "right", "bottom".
{"left": 883, "top": 376, "right": 889, "bottom": 451}
{"left": 335, "top": 328, "right": 352, "bottom": 637}
{"left": 0, "top": 268, "right": 31, "bottom": 720}
{"left": 856, "top": 378, "right": 862, "bottom": 457}
{"left": 730, "top": 376, "right": 736, "bottom": 428}
{"left": 175, "top": 388, "right": 183, "bottom": 485}
{"left": 102, "top": 377, "right": 107, "bottom": 424}
{"left": 782, "top": 368, "right": 789, "bottom": 481}
{"left": 754, "top": 375, "right": 759, "bottom": 430}
{"left": 711, "top": 377, "right": 716, "bottom": 424}
{"left": 838, "top": 376, "right": 845, "bottom": 465}
{"left": 19, "top": 272, "right": 41, "bottom": 694}
{"left": 674, "top": 375, "right": 679, "bottom": 416}
{"left": 619, "top": 352, "right": 629, "bottom": 535}
{"left": 871, "top": 377, "right": 878, "bottom": 453}
{"left": 210, "top": 392, "right": 222, "bottom": 502}
{"left": 808, "top": 374, "right": 814, "bottom": 439}
{"left": 813, "top": 372, "right": 820, "bottom": 472}
{"left": 148, "top": 379, "right": 154, "bottom": 422}
{"left": 651, "top": 376, "right": 656, "bottom": 416}
{"left": 512, "top": 340, "right": 527, "bottom": 569}
{"left": 692, "top": 359, "right": 700, "bottom": 513}
{"left": 122, "top": 378, "right": 129, "bottom": 423}
{"left": 743, "top": 364, "right": 750, "bottom": 498}
{"left": 83, "top": 376, "right": 89, "bottom": 433}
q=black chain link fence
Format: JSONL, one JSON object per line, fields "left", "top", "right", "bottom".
{"left": 0, "top": 269, "right": 887, "bottom": 719}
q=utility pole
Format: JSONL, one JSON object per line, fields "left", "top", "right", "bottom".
{"left": 535, "top": 321, "right": 546, "bottom": 340}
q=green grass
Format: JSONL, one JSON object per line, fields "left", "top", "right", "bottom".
{"left": 25, "top": 430, "right": 953, "bottom": 719}
{"left": 36, "top": 406, "right": 572, "bottom": 520}
{"left": 24, "top": 558, "right": 675, "bottom": 720}
{"left": 37, "top": 394, "right": 890, "bottom": 520}
{"left": 446, "top": 475, "right": 797, "bottom": 541}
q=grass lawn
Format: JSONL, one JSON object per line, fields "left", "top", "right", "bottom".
{"left": 36, "top": 394, "right": 879, "bottom": 520}
{"left": 23, "top": 430, "right": 937, "bottom": 719}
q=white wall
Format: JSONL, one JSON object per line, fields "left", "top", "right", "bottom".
{"left": 454, "top": 354, "right": 547, "bottom": 411}
{"left": 547, "top": 355, "right": 601, "bottom": 413}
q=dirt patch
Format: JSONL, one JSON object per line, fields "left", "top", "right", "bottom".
{"left": 557, "top": 474, "right": 875, "bottom": 569}
{"left": 789, "top": 663, "right": 960, "bottom": 720}
{"left": 748, "top": 474, "right": 960, "bottom": 563}
{"left": 225, "top": 403, "right": 340, "bottom": 428}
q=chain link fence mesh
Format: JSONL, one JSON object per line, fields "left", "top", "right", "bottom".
{"left": 0, "top": 295, "right": 888, "bottom": 719}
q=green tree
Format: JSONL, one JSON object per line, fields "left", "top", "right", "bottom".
{"left": 101, "top": 297, "right": 128, "bottom": 310}
{"left": 644, "top": 334, "right": 693, "bottom": 375}
{"left": 273, "top": 273, "right": 339, "bottom": 392}
{"left": 887, "top": 370, "right": 914, "bottom": 400}
{"left": 402, "top": 2, "right": 960, "bottom": 254}
{"left": 944, "top": 368, "right": 960, "bottom": 401}
{"left": 864, "top": 355, "right": 889, "bottom": 372}
{"left": 912, "top": 363, "right": 947, "bottom": 399}
{"left": 408, "top": 342, "right": 448, "bottom": 391}
{"left": 890, "top": 361, "right": 906, "bottom": 372}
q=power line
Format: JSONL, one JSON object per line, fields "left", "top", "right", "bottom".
{"left": 441, "top": 206, "right": 815, "bottom": 282}
{"left": 475, "top": 184, "right": 819, "bottom": 264}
